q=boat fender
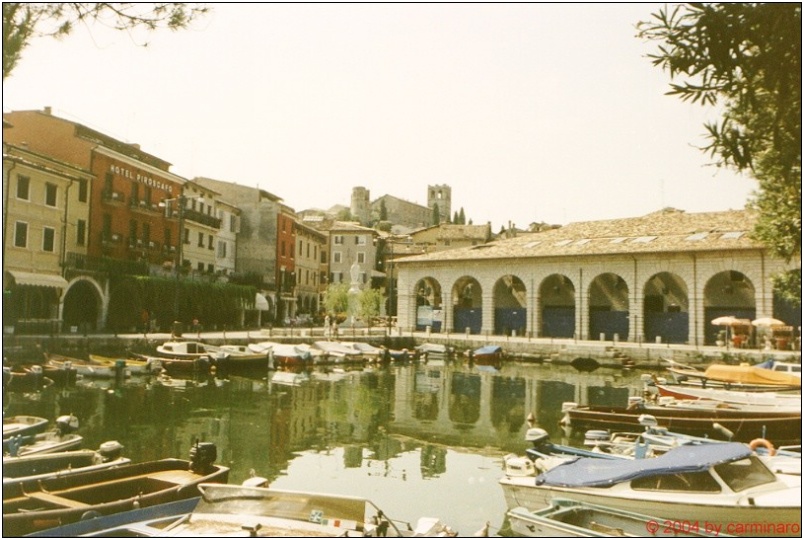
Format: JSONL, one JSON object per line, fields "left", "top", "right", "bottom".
{"left": 748, "top": 438, "right": 776, "bottom": 456}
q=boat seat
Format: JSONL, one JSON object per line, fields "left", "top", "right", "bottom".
{"left": 27, "top": 491, "right": 90, "bottom": 509}
{"left": 589, "top": 521, "right": 626, "bottom": 536}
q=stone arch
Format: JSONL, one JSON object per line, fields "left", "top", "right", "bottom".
{"left": 588, "top": 273, "right": 629, "bottom": 341}
{"left": 452, "top": 276, "right": 482, "bottom": 334}
{"left": 644, "top": 271, "right": 689, "bottom": 344}
{"left": 703, "top": 270, "right": 756, "bottom": 345}
{"left": 414, "top": 277, "right": 444, "bottom": 331}
{"left": 493, "top": 275, "right": 527, "bottom": 336}
{"left": 62, "top": 277, "right": 104, "bottom": 332}
{"left": 539, "top": 274, "right": 575, "bottom": 338}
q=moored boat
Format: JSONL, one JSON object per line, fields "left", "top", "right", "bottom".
{"left": 467, "top": 345, "right": 503, "bottom": 367}
{"left": 2, "top": 440, "right": 229, "bottom": 536}
{"left": 3, "top": 415, "right": 48, "bottom": 441}
{"left": 88, "top": 354, "right": 161, "bottom": 375}
{"left": 561, "top": 399, "right": 802, "bottom": 446}
{"left": 3, "top": 415, "right": 83, "bottom": 457}
{"left": 500, "top": 442, "right": 801, "bottom": 537}
{"left": 29, "top": 482, "right": 460, "bottom": 537}
{"left": 3, "top": 440, "right": 129, "bottom": 486}
{"left": 45, "top": 353, "right": 130, "bottom": 379}
{"left": 666, "top": 360, "right": 801, "bottom": 389}
{"left": 508, "top": 498, "right": 729, "bottom": 537}
{"left": 650, "top": 380, "right": 801, "bottom": 409}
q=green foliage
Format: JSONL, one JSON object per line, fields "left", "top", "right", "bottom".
{"left": 107, "top": 275, "right": 254, "bottom": 332}
{"left": 358, "top": 287, "right": 382, "bottom": 323}
{"left": 3, "top": 3, "right": 210, "bottom": 79}
{"left": 379, "top": 199, "right": 388, "bottom": 221}
{"left": 638, "top": 3, "right": 801, "bottom": 303}
{"left": 323, "top": 282, "right": 350, "bottom": 316}
{"left": 336, "top": 208, "right": 354, "bottom": 222}
{"left": 773, "top": 269, "right": 801, "bottom": 309}
{"left": 458, "top": 207, "right": 466, "bottom": 225}
{"left": 431, "top": 203, "right": 440, "bottom": 226}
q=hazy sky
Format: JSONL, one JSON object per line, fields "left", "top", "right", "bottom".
{"left": 3, "top": 4, "right": 756, "bottom": 230}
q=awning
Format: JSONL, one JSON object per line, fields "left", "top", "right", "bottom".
{"left": 255, "top": 293, "right": 270, "bottom": 311}
{"left": 7, "top": 270, "right": 68, "bottom": 290}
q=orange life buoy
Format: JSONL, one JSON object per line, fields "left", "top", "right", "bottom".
{"left": 749, "top": 438, "right": 776, "bottom": 456}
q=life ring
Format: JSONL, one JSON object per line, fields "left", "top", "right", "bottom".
{"left": 749, "top": 438, "right": 776, "bottom": 456}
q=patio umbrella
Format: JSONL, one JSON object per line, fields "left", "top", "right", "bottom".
{"left": 711, "top": 315, "right": 740, "bottom": 327}
{"left": 751, "top": 317, "right": 786, "bottom": 327}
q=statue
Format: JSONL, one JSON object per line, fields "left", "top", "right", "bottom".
{"left": 350, "top": 260, "right": 360, "bottom": 286}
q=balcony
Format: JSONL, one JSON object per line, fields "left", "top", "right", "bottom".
{"left": 64, "top": 252, "right": 148, "bottom": 276}
{"left": 183, "top": 208, "right": 221, "bottom": 229}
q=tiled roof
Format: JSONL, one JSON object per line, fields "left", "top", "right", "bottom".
{"left": 396, "top": 208, "right": 760, "bottom": 264}
{"left": 411, "top": 223, "right": 491, "bottom": 241}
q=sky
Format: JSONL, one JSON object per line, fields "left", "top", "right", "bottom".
{"left": 3, "top": 4, "right": 758, "bottom": 230}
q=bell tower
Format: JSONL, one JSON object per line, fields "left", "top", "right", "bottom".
{"left": 427, "top": 184, "right": 451, "bottom": 223}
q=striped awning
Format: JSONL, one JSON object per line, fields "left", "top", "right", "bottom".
{"left": 7, "top": 270, "right": 68, "bottom": 290}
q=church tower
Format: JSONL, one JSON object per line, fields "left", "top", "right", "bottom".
{"left": 427, "top": 184, "right": 452, "bottom": 223}
{"left": 351, "top": 186, "right": 371, "bottom": 225}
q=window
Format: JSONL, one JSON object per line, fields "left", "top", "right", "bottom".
{"left": 184, "top": 229, "right": 190, "bottom": 244}
{"left": 207, "top": 264, "right": 214, "bottom": 273}
{"left": 356, "top": 236, "right": 366, "bottom": 245}
{"left": 130, "top": 183, "right": 139, "bottom": 204}
{"left": 230, "top": 215, "right": 237, "bottom": 233}
{"left": 142, "top": 223, "right": 151, "bottom": 243}
{"left": 14, "top": 221, "right": 28, "bottom": 247}
{"left": 165, "top": 228, "right": 172, "bottom": 249}
{"left": 103, "top": 214, "right": 112, "bottom": 240}
{"left": 17, "top": 175, "right": 30, "bottom": 200}
{"left": 129, "top": 220, "right": 138, "bottom": 246}
{"left": 218, "top": 240, "right": 227, "bottom": 258}
{"left": 78, "top": 179, "right": 88, "bottom": 203}
{"left": 334, "top": 235, "right": 344, "bottom": 245}
{"left": 77, "top": 219, "right": 86, "bottom": 246}
{"left": 42, "top": 227, "right": 55, "bottom": 252}
{"left": 197, "top": 232, "right": 204, "bottom": 247}
{"left": 357, "top": 252, "right": 366, "bottom": 264}
{"left": 208, "top": 234, "right": 214, "bottom": 250}
{"left": 333, "top": 252, "right": 342, "bottom": 263}
{"left": 104, "top": 172, "right": 113, "bottom": 193}
{"left": 197, "top": 262, "right": 204, "bottom": 272}
{"left": 320, "top": 250, "right": 327, "bottom": 263}
{"left": 714, "top": 456, "right": 776, "bottom": 492}
{"left": 45, "top": 183, "right": 57, "bottom": 207}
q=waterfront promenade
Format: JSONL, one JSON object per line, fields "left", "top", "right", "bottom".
{"left": 4, "top": 325, "right": 800, "bottom": 369}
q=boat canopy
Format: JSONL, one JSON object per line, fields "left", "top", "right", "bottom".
{"left": 535, "top": 442, "right": 751, "bottom": 488}
{"left": 474, "top": 345, "right": 502, "bottom": 355}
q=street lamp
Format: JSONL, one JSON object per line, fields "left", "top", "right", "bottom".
{"left": 160, "top": 194, "right": 204, "bottom": 323}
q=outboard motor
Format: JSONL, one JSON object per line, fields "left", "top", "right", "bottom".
{"left": 97, "top": 440, "right": 124, "bottom": 462}
{"left": 189, "top": 441, "right": 218, "bottom": 474}
{"left": 30, "top": 364, "right": 44, "bottom": 387}
{"left": 55, "top": 414, "right": 79, "bottom": 436}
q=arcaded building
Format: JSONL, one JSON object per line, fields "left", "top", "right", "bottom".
{"left": 395, "top": 208, "right": 800, "bottom": 346}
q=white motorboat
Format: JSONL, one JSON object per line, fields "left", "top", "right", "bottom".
{"left": 34, "top": 482, "right": 460, "bottom": 537}
{"left": 650, "top": 380, "right": 801, "bottom": 410}
{"left": 508, "top": 498, "right": 728, "bottom": 537}
{"left": 500, "top": 442, "right": 801, "bottom": 537}
{"left": 312, "top": 340, "right": 365, "bottom": 361}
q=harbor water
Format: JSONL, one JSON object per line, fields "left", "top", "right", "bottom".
{"left": 3, "top": 358, "right": 648, "bottom": 536}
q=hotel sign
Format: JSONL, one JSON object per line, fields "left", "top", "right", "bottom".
{"left": 108, "top": 163, "right": 172, "bottom": 192}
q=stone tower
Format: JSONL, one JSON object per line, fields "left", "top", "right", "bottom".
{"left": 351, "top": 186, "right": 371, "bottom": 225}
{"left": 427, "top": 184, "right": 452, "bottom": 223}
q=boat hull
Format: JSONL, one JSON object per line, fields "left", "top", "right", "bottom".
{"left": 500, "top": 477, "right": 801, "bottom": 537}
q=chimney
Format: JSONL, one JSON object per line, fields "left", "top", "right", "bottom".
{"left": 43, "top": 106, "right": 52, "bottom": 115}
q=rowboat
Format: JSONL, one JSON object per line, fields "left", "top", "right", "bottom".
{"left": 561, "top": 399, "right": 802, "bottom": 447}
{"left": 3, "top": 415, "right": 48, "bottom": 440}
{"left": 2, "top": 441, "right": 230, "bottom": 536}
{"left": 3, "top": 441, "right": 129, "bottom": 486}
{"left": 650, "top": 381, "right": 801, "bottom": 410}
{"left": 508, "top": 498, "right": 728, "bottom": 537}
{"left": 45, "top": 353, "right": 131, "bottom": 379}
{"left": 500, "top": 442, "right": 801, "bottom": 537}
{"left": 28, "top": 482, "right": 460, "bottom": 537}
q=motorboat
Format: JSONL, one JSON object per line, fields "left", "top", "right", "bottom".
{"left": 155, "top": 340, "right": 218, "bottom": 359}
{"left": 500, "top": 442, "right": 801, "bottom": 537}
{"left": 507, "top": 498, "right": 727, "bottom": 537}
{"left": 28, "top": 482, "right": 460, "bottom": 537}
{"left": 312, "top": 340, "right": 365, "bottom": 362}
{"left": 3, "top": 440, "right": 129, "bottom": 486}
{"left": 344, "top": 340, "right": 384, "bottom": 358}
{"left": 755, "top": 359, "right": 801, "bottom": 378}
{"left": 3, "top": 415, "right": 48, "bottom": 440}
{"left": 3, "top": 415, "right": 83, "bottom": 457}
{"left": 665, "top": 359, "right": 801, "bottom": 389}
{"left": 3, "top": 440, "right": 230, "bottom": 536}
{"left": 415, "top": 343, "right": 452, "bottom": 356}
{"left": 561, "top": 398, "right": 802, "bottom": 447}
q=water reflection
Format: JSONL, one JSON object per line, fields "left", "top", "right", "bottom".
{"left": 3, "top": 360, "right": 645, "bottom": 535}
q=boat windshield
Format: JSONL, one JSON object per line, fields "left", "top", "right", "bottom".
{"left": 630, "top": 471, "right": 721, "bottom": 492}
{"left": 714, "top": 456, "right": 778, "bottom": 492}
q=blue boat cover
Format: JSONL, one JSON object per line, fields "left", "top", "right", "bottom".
{"left": 535, "top": 442, "right": 751, "bottom": 488}
{"left": 474, "top": 345, "right": 502, "bottom": 355}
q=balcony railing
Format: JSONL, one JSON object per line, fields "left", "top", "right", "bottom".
{"left": 64, "top": 252, "right": 148, "bottom": 276}
{"left": 101, "top": 190, "right": 126, "bottom": 203}
{"left": 184, "top": 208, "right": 221, "bottom": 229}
